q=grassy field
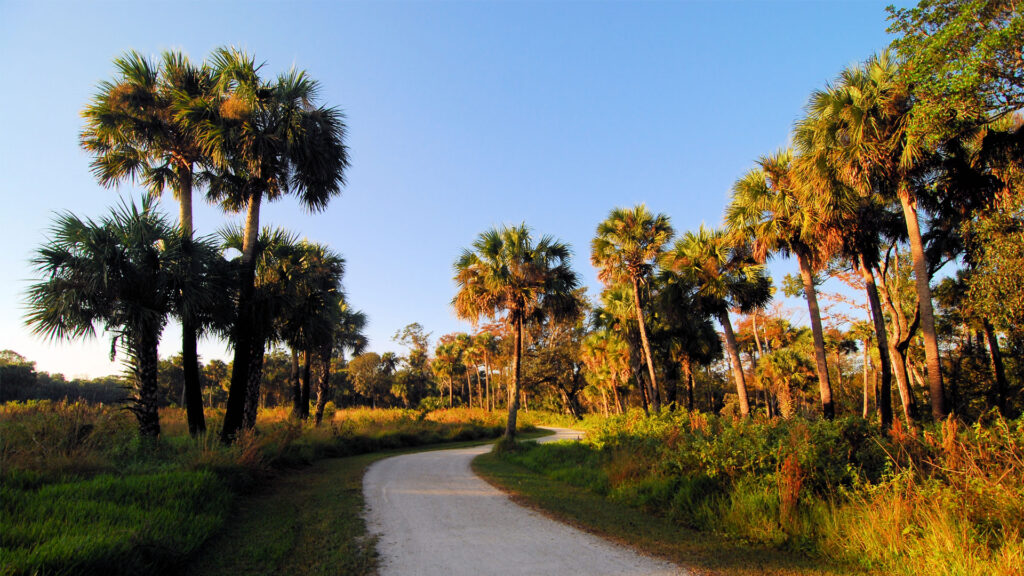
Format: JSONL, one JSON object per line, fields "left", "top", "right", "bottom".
{"left": 475, "top": 411, "right": 1024, "bottom": 576}
{"left": 474, "top": 447, "right": 862, "bottom": 576}
{"left": 183, "top": 429, "right": 553, "bottom": 576}
{"left": 0, "top": 402, "right": 517, "bottom": 576}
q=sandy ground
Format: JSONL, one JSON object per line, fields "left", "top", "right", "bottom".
{"left": 363, "top": 427, "right": 687, "bottom": 576}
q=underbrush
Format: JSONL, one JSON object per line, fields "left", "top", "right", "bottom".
{"left": 0, "top": 401, "right": 512, "bottom": 576}
{"left": 499, "top": 410, "right": 1024, "bottom": 576}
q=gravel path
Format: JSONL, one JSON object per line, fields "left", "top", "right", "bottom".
{"left": 363, "top": 428, "right": 687, "bottom": 576}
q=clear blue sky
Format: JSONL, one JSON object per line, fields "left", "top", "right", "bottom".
{"left": 0, "top": 0, "right": 905, "bottom": 378}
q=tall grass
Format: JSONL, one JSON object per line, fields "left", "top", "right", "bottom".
{"left": 0, "top": 401, "right": 514, "bottom": 576}
{"left": 499, "top": 410, "right": 1024, "bottom": 575}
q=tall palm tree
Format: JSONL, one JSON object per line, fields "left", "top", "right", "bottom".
{"left": 662, "top": 225, "right": 772, "bottom": 418}
{"left": 26, "top": 198, "right": 219, "bottom": 437}
{"left": 453, "top": 224, "right": 580, "bottom": 442}
{"left": 314, "top": 302, "right": 367, "bottom": 425}
{"left": 197, "top": 48, "right": 350, "bottom": 442}
{"left": 221, "top": 226, "right": 302, "bottom": 429}
{"left": 279, "top": 241, "right": 346, "bottom": 420}
{"left": 726, "top": 149, "right": 843, "bottom": 419}
{"left": 591, "top": 205, "right": 674, "bottom": 412}
{"left": 80, "top": 50, "right": 216, "bottom": 436}
{"left": 798, "top": 51, "right": 946, "bottom": 419}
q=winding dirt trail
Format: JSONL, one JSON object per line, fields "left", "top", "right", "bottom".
{"left": 363, "top": 428, "right": 686, "bottom": 576}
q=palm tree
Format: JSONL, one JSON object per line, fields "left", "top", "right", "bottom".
{"left": 580, "top": 328, "right": 630, "bottom": 415}
{"left": 197, "top": 48, "right": 350, "bottom": 442}
{"left": 314, "top": 302, "right": 367, "bottom": 425}
{"left": 80, "top": 50, "right": 216, "bottom": 436}
{"left": 453, "top": 224, "right": 580, "bottom": 442}
{"left": 221, "top": 226, "right": 303, "bottom": 429}
{"left": 593, "top": 283, "right": 652, "bottom": 411}
{"left": 26, "top": 198, "right": 219, "bottom": 437}
{"left": 759, "top": 348, "right": 814, "bottom": 419}
{"left": 591, "top": 205, "right": 674, "bottom": 412}
{"left": 654, "top": 271, "right": 723, "bottom": 412}
{"left": 475, "top": 331, "right": 499, "bottom": 411}
{"left": 798, "top": 51, "right": 946, "bottom": 419}
{"left": 432, "top": 341, "right": 464, "bottom": 407}
{"left": 662, "top": 225, "right": 772, "bottom": 418}
{"left": 726, "top": 149, "right": 843, "bottom": 419}
{"left": 280, "top": 241, "right": 346, "bottom": 420}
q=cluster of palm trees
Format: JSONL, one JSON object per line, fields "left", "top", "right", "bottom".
{"left": 26, "top": 48, "right": 360, "bottom": 441}
{"left": 454, "top": 49, "right": 1021, "bottom": 436}
{"left": 430, "top": 331, "right": 501, "bottom": 410}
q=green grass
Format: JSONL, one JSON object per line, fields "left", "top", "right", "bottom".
{"left": 473, "top": 442, "right": 871, "bottom": 576}
{"left": 2, "top": 470, "right": 232, "bottom": 576}
{"left": 181, "top": 452, "right": 380, "bottom": 576}
{"left": 0, "top": 403, "right": 522, "bottom": 576}
{"left": 183, "top": 434, "right": 547, "bottom": 576}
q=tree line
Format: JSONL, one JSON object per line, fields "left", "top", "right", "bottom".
{"left": 451, "top": 1, "right": 1024, "bottom": 440}
{"left": 19, "top": 1, "right": 1023, "bottom": 443}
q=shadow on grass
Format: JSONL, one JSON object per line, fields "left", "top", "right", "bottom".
{"left": 184, "top": 435, "right": 520, "bottom": 576}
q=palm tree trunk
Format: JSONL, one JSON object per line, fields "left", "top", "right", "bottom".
{"left": 897, "top": 187, "right": 945, "bottom": 419}
{"left": 132, "top": 334, "right": 162, "bottom": 438}
{"left": 181, "top": 321, "right": 206, "bottom": 436}
{"left": 291, "top": 347, "right": 302, "bottom": 418}
{"left": 484, "top": 354, "right": 492, "bottom": 411}
{"left": 476, "top": 368, "right": 484, "bottom": 409}
{"left": 504, "top": 316, "right": 524, "bottom": 442}
{"left": 858, "top": 255, "right": 893, "bottom": 432}
{"left": 682, "top": 356, "right": 694, "bottom": 411}
{"left": 222, "top": 192, "right": 262, "bottom": 443}
{"left": 176, "top": 165, "right": 205, "bottom": 437}
{"left": 777, "top": 377, "right": 794, "bottom": 419}
{"left": 300, "top": 350, "right": 312, "bottom": 419}
{"left": 718, "top": 309, "right": 750, "bottom": 418}
{"left": 982, "top": 320, "right": 1008, "bottom": 414}
{"left": 796, "top": 250, "right": 834, "bottom": 419}
{"left": 862, "top": 341, "right": 871, "bottom": 419}
{"left": 874, "top": 265, "right": 917, "bottom": 425}
{"left": 243, "top": 336, "right": 265, "bottom": 430}
{"left": 314, "top": 344, "right": 331, "bottom": 426}
{"left": 631, "top": 276, "right": 660, "bottom": 412}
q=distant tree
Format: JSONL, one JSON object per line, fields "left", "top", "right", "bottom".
{"left": 204, "top": 359, "right": 230, "bottom": 407}
{"left": 0, "top": 351, "right": 38, "bottom": 401}
{"left": 348, "top": 352, "right": 391, "bottom": 408}
{"left": 157, "top": 354, "right": 186, "bottom": 407}
{"left": 432, "top": 340, "right": 464, "bottom": 407}
{"left": 453, "top": 224, "right": 580, "bottom": 442}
